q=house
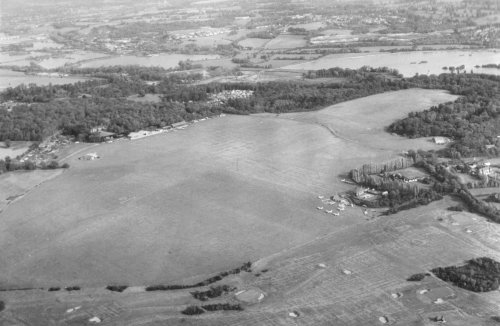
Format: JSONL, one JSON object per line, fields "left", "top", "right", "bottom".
{"left": 479, "top": 166, "right": 492, "bottom": 176}
{"left": 433, "top": 137, "right": 450, "bottom": 145}
{"left": 89, "top": 128, "right": 115, "bottom": 142}
{"left": 90, "top": 126, "right": 105, "bottom": 133}
{"left": 94, "top": 131, "right": 115, "bottom": 142}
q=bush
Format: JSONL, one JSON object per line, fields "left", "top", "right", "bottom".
{"left": 47, "top": 160, "right": 59, "bottom": 169}
{"left": 0, "top": 300, "right": 4, "bottom": 312}
{"left": 407, "top": 273, "right": 427, "bottom": 281}
{"left": 61, "top": 163, "right": 70, "bottom": 169}
{"left": 145, "top": 284, "right": 191, "bottom": 291}
{"left": 201, "top": 303, "right": 243, "bottom": 312}
{"left": 65, "top": 286, "right": 80, "bottom": 291}
{"left": 191, "top": 285, "right": 236, "bottom": 301}
{"left": 106, "top": 285, "right": 128, "bottom": 292}
{"left": 48, "top": 287, "right": 61, "bottom": 291}
{"left": 447, "top": 205, "right": 463, "bottom": 211}
{"left": 146, "top": 262, "right": 252, "bottom": 291}
{"left": 181, "top": 305, "right": 205, "bottom": 315}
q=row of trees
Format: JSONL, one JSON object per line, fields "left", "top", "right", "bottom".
{"left": 181, "top": 303, "right": 243, "bottom": 315}
{"left": 0, "top": 157, "right": 68, "bottom": 173}
{"left": 191, "top": 285, "right": 236, "bottom": 301}
{"left": 350, "top": 157, "right": 415, "bottom": 182}
{"left": 1, "top": 67, "right": 499, "bottom": 159}
{"left": 145, "top": 262, "right": 251, "bottom": 292}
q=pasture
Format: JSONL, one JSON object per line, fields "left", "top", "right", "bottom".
{"left": 0, "top": 89, "right": 459, "bottom": 289}
{"left": 264, "top": 35, "right": 308, "bottom": 49}
{"left": 5, "top": 89, "right": 498, "bottom": 326}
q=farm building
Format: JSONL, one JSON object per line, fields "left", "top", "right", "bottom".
{"left": 91, "top": 131, "right": 115, "bottom": 142}
{"left": 128, "top": 129, "right": 167, "bottom": 140}
{"left": 478, "top": 166, "right": 492, "bottom": 176}
{"left": 433, "top": 137, "right": 450, "bottom": 145}
{"left": 128, "top": 130, "right": 151, "bottom": 140}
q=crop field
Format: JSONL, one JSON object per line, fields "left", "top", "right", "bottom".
{"left": 4, "top": 89, "right": 498, "bottom": 326}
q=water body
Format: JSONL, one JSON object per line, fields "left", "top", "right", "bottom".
{"left": 282, "top": 50, "right": 500, "bottom": 76}
{"left": 0, "top": 69, "right": 89, "bottom": 90}
{"left": 80, "top": 53, "right": 221, "bottom": 69}
{"left": 0, "top": 51, "right": 109, "bottom": 69}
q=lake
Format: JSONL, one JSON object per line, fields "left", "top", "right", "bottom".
{"left": 0, "top": 69, "right": 89, "bottom": 90}
{"left": 0, "top": 51, "right": 110, "bottom": 69}
{"left": 80, "top": 54, "right": 221, "bottom": 69}
{"left": 281, "top": 50, "right": 500, "bottom": 76}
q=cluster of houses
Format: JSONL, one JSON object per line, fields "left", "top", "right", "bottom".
{"left": 170, "top": 28, "right": 230, "bottom": 41}
{"left": 208, "top": 90, "right": 254, "bottom": 106}
{"left": 384, "top": 172, "right": 425, "bottom": 183}
{"left": 19, "top": 134, "right": 70, "bottom": 165}
{"left": 467, "top": 161, "right": 495, "bottom": 177}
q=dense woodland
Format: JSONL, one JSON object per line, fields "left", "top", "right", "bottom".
{"left": 388, "top": 74, "right": 500, "bottom": 157}
{"left": 0, "top": 67, "right": 499, "bottom": 160}
{"left": 432, "top": 257, "right": 500, "bottom": 292}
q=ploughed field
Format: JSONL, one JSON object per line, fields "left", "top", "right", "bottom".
{"left": 0, "top": 89, "right": 458, "bottom": 289}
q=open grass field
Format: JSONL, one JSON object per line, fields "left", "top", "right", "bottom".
{"left": 3, "top": 89, "right": 500, "bottom": 326}
{"left": 0, "top": 141, "right": 32, "bottom": 158}
{"left": 0, "top": 89, "right": 457, "bottom": 288}
{"left": 264, "top": 35, "right": 308, "bottom": 49}
{"left": 238, "top": 38, "right": 270, "bottom": 48}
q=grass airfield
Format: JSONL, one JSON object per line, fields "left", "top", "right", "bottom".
{"left": 2, "top": 89, "right": 500, "bottom": 325}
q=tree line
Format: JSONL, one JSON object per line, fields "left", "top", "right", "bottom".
{"left": 1, "top": 67, "right": 499, "bottom": 158}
